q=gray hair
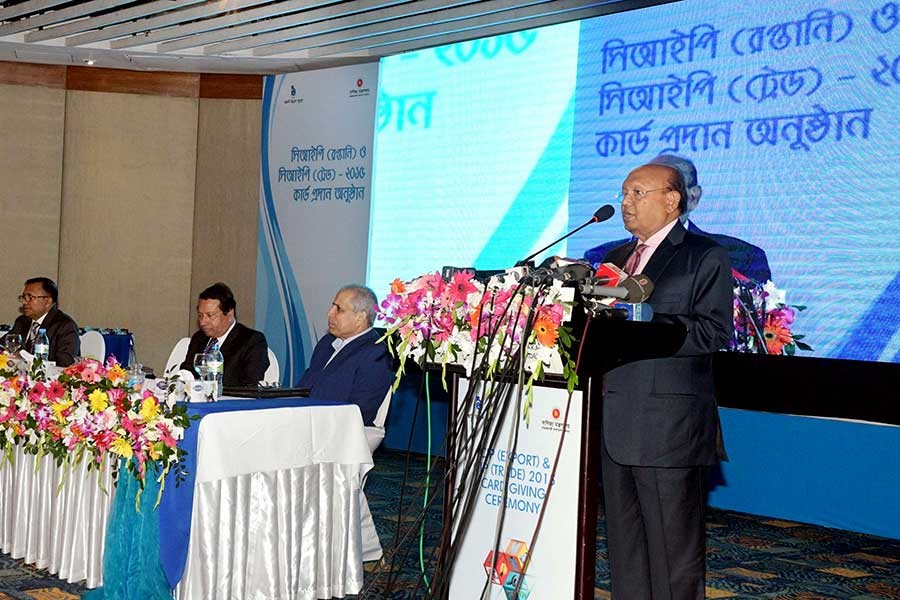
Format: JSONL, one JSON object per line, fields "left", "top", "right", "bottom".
{"left": 649, "top": 153, "right": 698, "bottom": 188}
{"left": 650, "top": 153, "right": 702, "bottom": 215}
{"left": 339, "top": 284, "right": 378, "bottom": 326}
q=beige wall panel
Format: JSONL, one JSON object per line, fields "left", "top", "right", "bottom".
{"left": 191, "top": 98, "right": 261, "bottom": 329}
{"left": 58, "top": 90, "right": 198, "bottom": 373}
{"left": 0, "top": 83, "right": 65, "bottom": 323}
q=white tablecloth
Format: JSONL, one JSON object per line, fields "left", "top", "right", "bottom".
{"left": 175, "top": 404, "right": 375, "bottom": 600}
{"left": 0, "top": 401, "right": 374, "bottom": 599}
{"left": 0, "top": 445, "right": 114, "bottom": 587}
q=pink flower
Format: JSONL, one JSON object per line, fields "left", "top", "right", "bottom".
{"left": 446, "top": 272, "right": 477, "bottom": 305}
{"left": 28, "top": 382, "right": 47, "bottom": 403}
{"left": 94, "top": 429, "right": 117, "bottom": 452}
{"left": 430, "top": 311, "right": 454, "bottom": 344}
{"left": 121, "top": 414, "right": 143, "bottom": 438}
{"left": 537, "top": 302, "right": 564, "bottom": 325}
{"left": 420, "top": 272, "right": 445, "bottom": 296}
{"left": 157, "top": 423, "right": 177, "bottom": 447}
{"left": 47, "top": 380, "right": 66, "bottom": 401}
{"left": 768, "top": 306, "right": 795, "bottom": 326}
{"left": 107, "top": 387, "right": 126, "bottom": 404}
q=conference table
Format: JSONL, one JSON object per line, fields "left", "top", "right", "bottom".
{"left": 0, "top": 392, "right": 375, "bottom": 599}
{"left": 0, "top": 325, "right": 133, "bottom": 366}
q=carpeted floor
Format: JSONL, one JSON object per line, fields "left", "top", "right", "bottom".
{"left": 1, "top": 448, "right": 899, "bottom": 599}
{"left": 361, "top": 449, "right": 900, "bottom": 599}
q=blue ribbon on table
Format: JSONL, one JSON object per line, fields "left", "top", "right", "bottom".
{"left": 158, "top": 397, "right": 350, "bottom": 589}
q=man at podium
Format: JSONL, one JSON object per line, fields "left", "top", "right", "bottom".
{"left": 599, "top": 163, "right": 733, "bottom": 599}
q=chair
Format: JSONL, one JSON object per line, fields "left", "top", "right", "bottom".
{"left": 261, "top": 348, "right": 280, "bottom": 386}
{"left": 361, "top": 387, "right": 393, "bottom": 562}
{"left": 364, "top": 388, "right": 393, "bottom": 454}
{"left": 79, "top": 330, "right": 106, "bottom": 361}
{"left": 165, "top": 337, "right": 191, "bottom": 375}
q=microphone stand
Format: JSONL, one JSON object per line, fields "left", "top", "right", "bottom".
{"left": 515, "top": 218, "right": 599, "bottom": 268}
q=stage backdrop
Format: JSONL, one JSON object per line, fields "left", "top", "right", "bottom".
{"left": 369, "top": 0, "right": 900, "bottom": 365}
{"left": 257, "top": 64, "right": 379, "bottom": 385}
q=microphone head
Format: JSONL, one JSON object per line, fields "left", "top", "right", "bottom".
{"left": 592, "top": 204, "right": 615, "bottom": 223}
{"left": 620, "top": 274, "right": 654, "bottom": 302}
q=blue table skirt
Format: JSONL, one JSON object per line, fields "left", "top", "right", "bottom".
{"left": 84, "top": 396, "right": 349, "bottom": 599}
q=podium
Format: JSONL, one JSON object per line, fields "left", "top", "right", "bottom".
{"left": 438, "top": 316, "right": 685, "bottom": 599}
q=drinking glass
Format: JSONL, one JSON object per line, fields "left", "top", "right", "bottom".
{"left": 193, "top": 352, "right": 210, "bottom": 379}
{"left": 4, "top": 334, "right": 21, "bottom": 354}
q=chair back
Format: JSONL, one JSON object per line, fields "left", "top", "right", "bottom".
{"left": 262, "top": 348, "right": 280, "bottom": 386}
{"left": 373, "top": 388, "right": 393, "bottom": 429}
{"left": 364, "top": 388, "right": 393, "bottom": 453}
{"left": 79, "top": 330, "right": 106, "bottom": 361}
{"left": 165, "top": 337, "right": 191, "bottom": 375}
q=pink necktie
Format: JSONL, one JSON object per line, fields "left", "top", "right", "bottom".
{"left": 623, "top": 243, "right": 649, "bottom": 275}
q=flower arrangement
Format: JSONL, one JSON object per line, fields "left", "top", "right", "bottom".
{"left": 0, "top": 355, "right": 190, "bottom": 506}
{"left": 731, "top": 273, "right": 812, "bottom": 355}
{"left": 377, "top": 269, "right": 577, "bottom": 425}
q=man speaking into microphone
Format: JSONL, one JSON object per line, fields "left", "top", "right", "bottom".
{"left": 599, "top": 162, "right": 733, "bottom": 600}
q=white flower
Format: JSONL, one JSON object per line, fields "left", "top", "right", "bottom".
{"left": 762, "top": 280, "right": 786, "bottom": 311}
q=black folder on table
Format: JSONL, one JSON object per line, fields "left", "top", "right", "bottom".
{"left": 222, "top": 386, "right": 311, "bottom": 399}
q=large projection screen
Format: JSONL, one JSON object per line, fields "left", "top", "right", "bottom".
{"left": 369, "top": 0, "right": 900, "bottom": 364}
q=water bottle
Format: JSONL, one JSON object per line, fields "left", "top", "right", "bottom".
{"left": 34, "top": 328, "right": 50, "bottom": 363}
{"left": 204, "top": 341, "right": 224, "bottom": 399}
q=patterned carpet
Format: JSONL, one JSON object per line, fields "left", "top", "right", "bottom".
{"left": 1, "top": 448, "right": 899, "bottom": 599}
{"left": 361, "top": 449, "right": 900, "bottom": 599}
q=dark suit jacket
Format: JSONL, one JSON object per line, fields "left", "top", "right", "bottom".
{"left": 3, "top": 306, "right": 80, "bottom": 367}
{"left": 602, "top": 220, "right": 733, "bottom": 468}
{"left": 584, "top": 220, "right": 771, "bottom": 284}
{"left": 297, "top": 329, "right": 393, "bottom": 426}
{"left": 180, "top": 322, "right": 270, "bottom": 387}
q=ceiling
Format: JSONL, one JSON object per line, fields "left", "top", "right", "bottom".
{"left": 0, "top": 0, "right": 676, "bottom": 74}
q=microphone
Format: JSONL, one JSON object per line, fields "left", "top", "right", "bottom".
{"left": 593, "top": 262, "right": 627, "bottom": 286}
{"left": 579, "top": 273, "right": 654, "bottom": 303}
{"left": 595, "top": 302, "right": 655, "bottom": 322}
{"left": 517, "top": 205, "right": 615, "bottom": 267}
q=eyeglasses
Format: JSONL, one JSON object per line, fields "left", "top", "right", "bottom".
{"left": 616, "top": 187, "right": 672, "bottom": 202}
{"left": 18, "top": 294, "right": 49, "bottom": 302}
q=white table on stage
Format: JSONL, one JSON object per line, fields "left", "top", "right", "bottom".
{"left": 0, "top": 444, "right": 115, "bottom": 588}
{"left": 0, "top": 401, "right": 375, "bottom": 600}
{"left": 173, "top": 402, "right": 376, "bottom": 600}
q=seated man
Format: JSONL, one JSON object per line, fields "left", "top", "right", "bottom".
{"left": 298, "top": 285, "right": 393, "bottom": 426}
{"left": 2, "top": 277, "right": 80, "bottom": 366}
{"left": 180, "top": 282, "right": 270, "bottom": 386}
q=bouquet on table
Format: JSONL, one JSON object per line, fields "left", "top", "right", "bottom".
{"left": 376, "top": 269, "right": 578, "bottom": 425}
{"left": 0, "top": 355, "right": 190, "bottom": 505}
{"left": 731, "top": 273, "right": 812, "bottom": 355}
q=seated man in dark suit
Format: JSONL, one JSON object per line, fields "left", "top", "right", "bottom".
{"left": 297, "top": 285, "right": 393, "bottom": 426}
{"left": 584, "top": 154, "right": 772, "bottom": 284}
{"left": 2, "top": 277, "right": 80, "bottom": 366}
{"left": 180, "top": 282, "right": 269, "bottom": 386}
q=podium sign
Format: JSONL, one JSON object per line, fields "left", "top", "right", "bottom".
{"left": 449, "top": 377, "right": 583, "bottom": 599}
